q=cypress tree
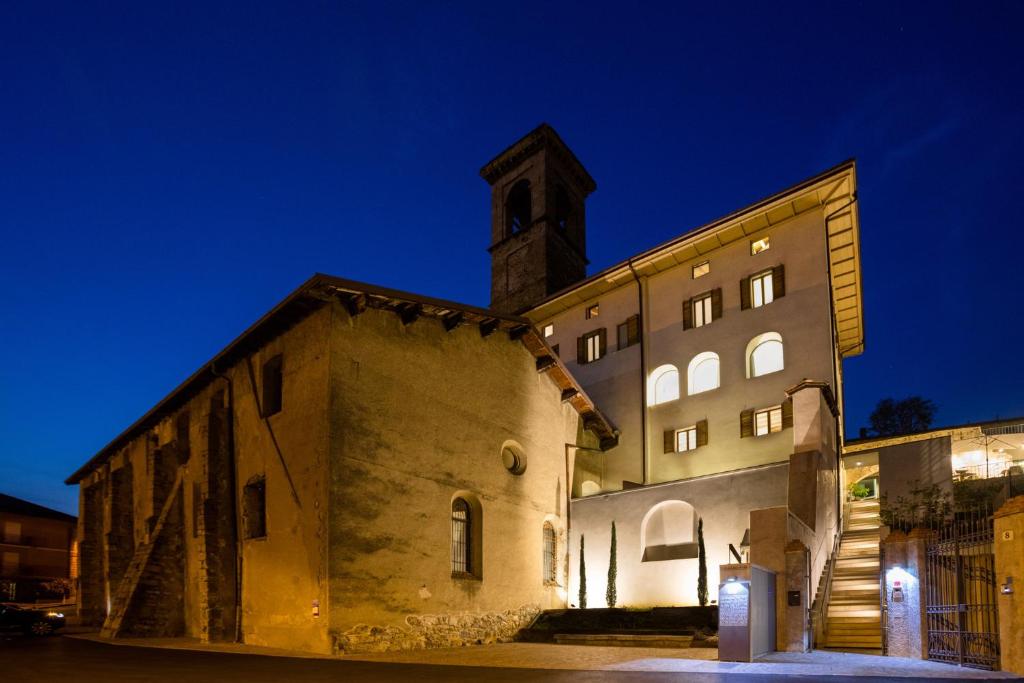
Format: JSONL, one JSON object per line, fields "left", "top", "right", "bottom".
{"left": 606, "top": 521, "right": 617, "bottom": 608}
{"left": 578, "top": 534, "right": 587, "bottom": 609}
{"left": 697, "top": 517, "right": 708, "bottom": 607}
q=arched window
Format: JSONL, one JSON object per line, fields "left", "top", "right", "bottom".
{"left": 687, "top": 352, "right": 720, "bottom": 395}
{"left": 506, "top": 180, "right": 532, "bottom": 234}
{"left": 641, "top": 500, "right": 699, "bottom": 562}
{"left": 542, "top": 522, "right": 557, "bottom": 584}
{"left": 648, "top": 364, "right": 680, "bottom": 405}
{"left": 451, "top": 498, "right": 472, "bottom": 575}
{"left": 554, "top": 184, "right": 572, "bottom": 231}
{"left": 746, "top": 332, "right": 784, "bottom": 378}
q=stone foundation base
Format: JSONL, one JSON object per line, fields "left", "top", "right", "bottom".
{"left": 332, "top": 604, "right": 540, "bottom": 654}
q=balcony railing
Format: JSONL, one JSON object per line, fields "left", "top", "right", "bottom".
{"left": 953, "top": 459, "right": 1024, "bottom": 482}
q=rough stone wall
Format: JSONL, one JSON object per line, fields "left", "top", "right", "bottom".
{"left": 78, "top": 482, "right": 105, "bottom": 626}
{"left": 200, "top": 390, "right": 238, "bottom": 642}
{"left": 120, "top": 493, "right": 185, "bottom": 637}
{"left": 106, "top": 463, "right": 134, "bottom": 587}
{"left": 332, "top": 605, "right": 540, "bottom": 654}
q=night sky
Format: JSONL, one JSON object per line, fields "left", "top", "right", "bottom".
{"left": 2, "top": 2, "right": 1022, "bottom": 514}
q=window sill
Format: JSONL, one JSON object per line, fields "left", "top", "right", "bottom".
{"left": 451, "top": 572, "right": 481, "bottom": 582}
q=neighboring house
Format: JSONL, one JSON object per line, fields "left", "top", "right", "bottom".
{"left": 0, "top": 493, "right": 77, "bottom": 603}
{"left": 67, "top": 123, "right": 864, "bottom": 654}
{"left": 844, "top": 416, "right": 1024, "bottom": 510}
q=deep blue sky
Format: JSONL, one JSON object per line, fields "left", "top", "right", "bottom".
{"left": 2, "top": 2, "right": 1022, "bottom": 514}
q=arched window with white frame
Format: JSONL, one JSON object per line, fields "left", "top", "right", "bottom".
{"left": 648, "top": 364, "right": 680, "bottom": 405}
{"left": 687, "top": 352, "right": 720, "bottom": 395}
{"left": 746, "top": 332, "right": 784, "bottom": 378}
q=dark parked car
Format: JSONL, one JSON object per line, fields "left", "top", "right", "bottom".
{"left": 0, "top": 604, "right": 66, "bottom": 636}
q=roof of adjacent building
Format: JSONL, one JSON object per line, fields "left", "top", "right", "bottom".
{"left": 0, "top": 493, "right": 77, "bottom": 523}
{"left": 65, "top": 274, "right": 620, "bottom": 485}
{"left": 843, "top": 415, "right": 1024, "bottom": 453}
{"left": 524, "top": 159, "right": 865, "bottom": 358}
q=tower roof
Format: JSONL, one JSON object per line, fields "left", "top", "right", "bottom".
{"left": 479, "top": 123, "right": 597, "bottom": 195}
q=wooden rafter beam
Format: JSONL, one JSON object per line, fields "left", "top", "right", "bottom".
{"left": 397, "top": 303, "right": 422, "bottom": 326}
{"left": 443, "top": 312, "right": 464, "bottom": 332}
{"left": 508, "top": 325, "right": 530, "bottom": 341}
{"left": 337, "top": 292, "right": 366, "bottom": 317}
{"left": 479, "top": 318, "right": 499, "bottom": 338}
{"left": 536, "top": 355, "right": 556, "bottom": 373}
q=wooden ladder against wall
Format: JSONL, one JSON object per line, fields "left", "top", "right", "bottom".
{"left": 100, "top": 472, "right": 183, "bottom": 639}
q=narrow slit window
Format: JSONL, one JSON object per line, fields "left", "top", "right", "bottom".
{"left": 750, "top": 236, "right": 770, "bottom": 255}
{"left": 542, "top": 523, "right": 557, "bottom": 584}
{"left": 451, "top": 498, "right": 471, "bottom": 575}
{"left": 261, "top": 354, "right": 283, "bottom": 417}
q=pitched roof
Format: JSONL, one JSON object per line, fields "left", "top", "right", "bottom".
{"left": 65, "top": 274, "right": 619, "bottom": 485}
{"left": 0, "top": 493, "right": 77, "bottom": 523}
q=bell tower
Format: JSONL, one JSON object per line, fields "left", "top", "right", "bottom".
{"left": 481, "top": 124, "right": 596, "bottom": 314}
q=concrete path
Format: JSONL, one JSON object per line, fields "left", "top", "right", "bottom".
{"left": 66, "top": 633, "right": 1019, "bottom": 679}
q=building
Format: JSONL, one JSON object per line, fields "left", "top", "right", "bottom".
{"left": 66, "top": 277, "right": 616, "bottom": 652}
{"left": 0, "top": 493, "right": 77, "bottom": 603}
{"left": 68, "top": 123, "right": 864, "bottom": 653}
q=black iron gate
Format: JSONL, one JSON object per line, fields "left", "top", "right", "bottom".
{"left": 925, "top": 505, "right": 999, "bottom": 670}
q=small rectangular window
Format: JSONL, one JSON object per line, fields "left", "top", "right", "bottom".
{"left": 750, "top": 271, "right": 774, "bottom": 308}
{"left": 584, "top": 330, "right": 602, "bottom": 362}
{"left": 261, "top": 355, "right": 283, "bottom": 417}
{"left": 243, "top": 477, "right": 267, "bottom": 539}
{"left": 754, "top": 406, "right": 783, "bottom": 436}
{"left": 543, "top": 323, "right": 554, "bottom": 337}
{"left": 692, "top": 261, "right": 710, "bottom": 279}
{"left": 675, "top": 427, "right": 697, "bottom": 452}
{"left": 750, "top": 236, "right": 770, "bottom": 255}
{"left": 692, "top": 294, "right": 713, "bottom": 328}
{"left": 585, "top": 303, "right": 599, "bottom": 319}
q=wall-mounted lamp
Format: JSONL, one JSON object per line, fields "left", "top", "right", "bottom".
{"left": 1002, "top": 577, "right": 1014, "bottom": 595}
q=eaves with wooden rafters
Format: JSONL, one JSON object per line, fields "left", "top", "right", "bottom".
{"left": 524, "top": 160, "right": 865, "bottom": 358}
{"left": 65, "top": 274, "right": 619, "bottom": 485}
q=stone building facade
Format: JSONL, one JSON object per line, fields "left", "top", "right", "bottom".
{"left": 70, "top": 123, "right": 864, "bottom": 654}
{"left": 68, "top": 277, "right": 615, "bottom": 653}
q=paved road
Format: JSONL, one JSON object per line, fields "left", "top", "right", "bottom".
{"left": 0, "top": 635, "right": 1014, "bottom": 683}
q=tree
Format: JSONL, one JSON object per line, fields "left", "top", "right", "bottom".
{"left": 606, "top": 521, "right": 617, "bottom": 608}
{"left": 697, "top": 517, "right": 708, "bottom": 607}
{"left": 42, "top": 578, "right": 73, "bottom": 601}
{"left": 578, "top": 535, "right": 587, "bottom": 609}
{"left": 864, "top": 397, "right": 937, "bottom": 437}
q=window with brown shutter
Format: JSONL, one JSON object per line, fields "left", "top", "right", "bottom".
{"left": 696, "top": 419, "right": 708, "bottom": 447}
{"left": 740, "top": 277, "right": 751, "bottom": 310}
{"left": 617, "top": 315, "right": 640, "bottom": 350}
{"left": 711, "top": 288, "right": 722, "bottom": 320}
{"left": 740, "top": 409, "right": 754, "bottom": 438}
{"left": 781, "top": 396, "right": 793, "bottom": 429}
{"left": 579, "top": 329, "right": 605, "bottom": 364}
{"left": 773, "top": 264, "right": 786, "bottom": 299}
{"left": 682, "top": 298, "right": 693, "bottom": 329}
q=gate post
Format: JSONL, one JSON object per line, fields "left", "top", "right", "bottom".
{"left": 995, "top": 496, "right": 1024, "bottom": 675}
{"left": 905, "top": 528, "right": 931, "bottom": 660}
{"left": 882, "top": 530, "right": 920, "bottom": 658}
{"left": 783, "top": 539, "right": 809, "bottom": 652}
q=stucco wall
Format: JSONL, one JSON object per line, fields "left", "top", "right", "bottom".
{"left": 325, "top": 302, "right": 581, "bottom": 652}
{"left": 534, "top": 209, "right": 835, "bottom": 490}
{"left": 568, "top": 464, "right": 788, "bottom": 607}
{"left": 875, "top": 436, "right": 953, "bottom": 504}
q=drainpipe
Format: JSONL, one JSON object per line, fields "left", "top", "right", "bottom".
{"left": 824, "top": 193, "right": 858, "bottom": 536}
{"left": 210, "top": 361, "right": 243, "bottom": 643}
{"left": 627, "top": 259, "right": 648, "bottom": 485}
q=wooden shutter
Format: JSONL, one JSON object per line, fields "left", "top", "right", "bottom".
{"left": 696, "top": 419, "right": 708, "bottom": 447}
{"left": 682, "top": 299, "right": 693, "bottom": 329}
{"left": 781, "top": 397, "right": 793, "bottom": 429}
{"left": 576, "top": 336, "right": 586, "bottom": 365}
{"left": 740, "top": 277, "right": 751, "bottom": 310}
{"left": 740, "top": 409, "right": 754, "bottom": 438}
{"left": 711, "top": 288, "right": 722, "bottom": 320}
{"left": 773, "top": 264, "right": 786, "bottom": 299}
{"left": 598, "top": 328, "right": 607, "bottom": 357}
{"left": 627, "top": 314, "right": 640, "bottom": 345}
{"left": 664, "top": 429, "right": 676, "bottom": 454}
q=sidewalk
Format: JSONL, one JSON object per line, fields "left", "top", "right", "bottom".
{"left": 67, "top": 634, "right": 1019, "bottom": 679}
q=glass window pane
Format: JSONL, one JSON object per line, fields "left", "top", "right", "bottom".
{"left": 751, "top": 340, "right": 784, "bottom": 377}
{"left": 755, "top": 411, "right": 769, "bottom": 436}
{"left": 688, "top": 430, "right": 697, "bottom": 450}
{"left": 694, "top": 299, "right": 704, "bottom": 327}
{"left": 655, "top": 369, "right": 680, "bottom": 404}
{"left": 764, "top": 273, "right": 774, "bottom": 304}
{"left": 752, "top": 277, "right": 764, "bottom": 307}
{"left": 704, "top": 297, "right": 712, "bottom": 322}
{"left": 770, "top": 407, "right": 783, "bottom": 432}
{"left": 691, "top": 358, "right": 720, "bottom": 394}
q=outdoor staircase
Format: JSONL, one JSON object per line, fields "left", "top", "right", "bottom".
{"left": 100, "top": 473, "right": 183, "bottom": 639}
{"left": 823, "top": 498, "right": 883, "bottom": 652}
